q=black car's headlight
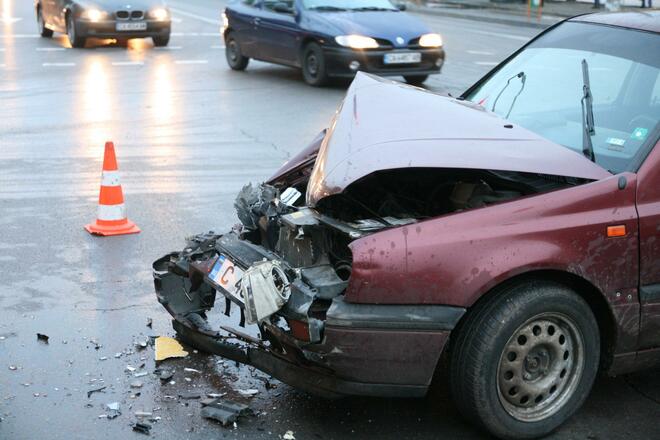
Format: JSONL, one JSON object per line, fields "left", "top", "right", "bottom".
{"left": 335, "top": 35, "right": 379, "bottom": 50}
{"left": 418, "top": 33, "right": 443, "bottom": 48}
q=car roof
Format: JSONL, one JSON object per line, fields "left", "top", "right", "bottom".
{"left": 569, "top": 10, "right": 660, "bottom": 34}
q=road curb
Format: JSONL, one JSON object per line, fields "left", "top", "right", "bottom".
{"left": 408, "top": 4, "right": 559, "bottom": 29}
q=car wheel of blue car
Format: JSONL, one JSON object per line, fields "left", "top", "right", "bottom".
{"left": 66, "top": 14, "right": 85, "bottom": 49}
{"left": 302, "top": 42, "right": 328, "bottom": 87}
{"left": 225, "top": 33, "right": 249, "bottom": 71}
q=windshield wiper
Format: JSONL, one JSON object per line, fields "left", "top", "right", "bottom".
{"left": 350, "top": 6, "right": 396, "bottom": 11}
{"left": 580, "top": 59, "right": 596, "bottom": 162}
{"left": 308, "top": 5, "right": 348, "bottom": 11}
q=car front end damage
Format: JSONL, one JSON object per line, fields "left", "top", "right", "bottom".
{"left": 153, "top": 73, "right": 611, "bottom": 398}
{"left": 153, "top": 197, "right": 465, "bottom": 397}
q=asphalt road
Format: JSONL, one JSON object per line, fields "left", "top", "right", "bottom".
{"left": 1, "top": 0, "right": 658, "bottom": 439}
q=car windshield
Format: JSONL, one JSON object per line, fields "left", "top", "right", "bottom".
{"left": 465, "top": 22, "right": 660, "bottom": 174}
{"left": 303, "top": 0, "right": 398, "bottom": 11}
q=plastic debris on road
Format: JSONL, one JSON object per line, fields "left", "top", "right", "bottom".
{"left": 237, "top": 388, "right": 259, "bottom": 397}
{"left": 201, "top": 398, "right": 251, "bottom": 427}
{"left": 283, "top": 431, "right": 296, "bottom": 440}
{"left": 154, "top": 337, "right": 188, "bottom": 361}
{"left": 36, "top": 333, "right": 49, "bottom": 343}
{"left": 132, "top": 422, "right": 152, "bottom": 435}
{"left": 105, "top": 402, "right": 121, "bottom": 419}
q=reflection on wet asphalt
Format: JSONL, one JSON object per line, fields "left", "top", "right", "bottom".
{"left": 1, "top": 0, "right": 659, "bottom": 438}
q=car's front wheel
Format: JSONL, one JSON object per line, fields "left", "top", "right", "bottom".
{"left": 404, "top": 75, "right": 428, "bottom": 86}
{"left": 450, "top": 281, "right": 600, "bottom": 439}
{"left": 66, "top": 14, "right": 85, "bottom": 48}
{"left": 36, "top": 6, "right": 53, "bottom": 38}
{"left": 153, "top": 33, "right": 170, "bottom": 47}
{"left": 302, "top": 42, "right": 328, "bottom": 87}
{"left": 225, "top": 32, "right": 249, "bottom": 71}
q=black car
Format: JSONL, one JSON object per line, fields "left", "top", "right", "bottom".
{"left": 35, "top": 0, "right": 172, "bottom": 48}
{"left": 222, "top": 0, "right": 445, "bottom": 86}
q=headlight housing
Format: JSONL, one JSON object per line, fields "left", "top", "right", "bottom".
{"left": 418, "top": 33, "right": 443, "bottom": 48}
{"left": 335, "top": 35, "right": 379, "bottom": 50}
{"left": 81, "top": 9, "right": 106, "bottom": 22}
{"left": 149, "top": 7, "right": 170, "bottom": 21}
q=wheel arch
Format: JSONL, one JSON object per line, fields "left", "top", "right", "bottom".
{"left": 444, "top": 269, "right": 617, "bottom": 374}
{"left": 298, "top": 35, "right": 323, "bottom": 63}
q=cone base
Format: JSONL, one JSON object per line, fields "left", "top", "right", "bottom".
{"left": 84, "top": 219, "right": 141, "bottom": 236}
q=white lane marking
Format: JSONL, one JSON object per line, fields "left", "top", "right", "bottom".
{"left": 170, "top": 17, "right": 183, "bottom": 23}
{"left": 154, "top": 46, "right": 182, "bottom": 50}
{"left": 467, "top": 50, "right": 494, "bottom": 56}
{"left": 169, "top": 7, "right": 221, "bottom": 25}
{"left": 456, "top": 28, "right": 529, "bottom": 42}
{"left": 175, "top": 59, "right": 208, "bottom": 65}
{"left": 474, "top": 61, "right": 498, "bottom": 66}
{"left": 0, "top": 34, "right": 39, "bottom": 38}
{"left": 43, "top": 62, "right": 75, "bottom": 67}
{"left": 0, "top": 17, "right": 22, "bottom": 24}
{"left": 111, "top": 61, "right": 144, "bottom": 66}
{"left": 36, "top": 47, "right": 66, "bottom": 51}
{"left": 210, "top": 45, "right": 225, "bottom": 49}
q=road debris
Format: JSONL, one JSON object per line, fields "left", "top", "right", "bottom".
{"left": 154, "top": 337, "right": 188, "bottom": 361}
{"left": 146, "top": 318, "right": 153, "bottom": 328}
{"left": 201, "top": 398, "right": 252, "bottom": 427}
{"left": 134, "top": 411, "right": 153, "bottom": 418}
{"left": 183, "top": 367, "right": 201, "bottom": 373}
{"left": 105, "top": 402, "right": 121, "bottom": 419}
{"left": 87, "top": 386, "right": 107, "bottom": 398}
{"left": 134, "top": 338, "right": 149, "bottom": 351}
{"left": 283, "top": 431, "right": 296, "bottom": 440}
{"left": 237, "top": 388, "right": 259, "bottom": 397}
{"left": 8, "top": 365, "right": 17, "bottom": 371}
{"left": 126, "top": 365, "right": 137, "bottom": 372}
{"left": 156, "top": 369, "right": 174, "bottom": 382}
{"left": 130, "top": 381, "right": 143, "bottom": 389}
{"left": 36, "top": 333, "right": 49, "bottom": 343}
{"left": 132, "top": 422, "right": 152, "bottom": 435}
{"left": 134, "top": 371, "right": 148, "bottom": 378}
{"left": 178, "top": 391, "right": 201, "bottom": 400}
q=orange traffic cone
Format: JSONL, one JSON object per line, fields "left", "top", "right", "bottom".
{"left": 85, "top": 141, "right": 140, "bottom": 236}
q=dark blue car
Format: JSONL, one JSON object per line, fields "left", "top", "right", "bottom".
{"left": 221, "top": 0, "right": 445, "bottom": 86}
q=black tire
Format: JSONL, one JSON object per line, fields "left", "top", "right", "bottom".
{"left": 37, "top": 6, "right": 53, "bottom": 38}
{"left": 450, "top": 281, "right": 600, "bottom": 439}
{"left": 225, "top": 32, "right": 249, "bottom": 71}
{"left": 153, "top": 33, "right": 170, "bottom": 47}
{"left": 301, "top": 42, "right": 328, "bottom": 87}
{"left": 404, "top": 75, "right": 428, "bottom": 86}
{"left": 66, "top": 14, "right": 85, "bottom": 48}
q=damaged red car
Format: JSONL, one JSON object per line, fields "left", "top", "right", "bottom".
{"left": 154, "top": 12, "right": 660, "bottom": 440}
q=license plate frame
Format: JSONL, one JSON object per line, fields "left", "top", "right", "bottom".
{"left": 209, "top": 254, "right": 245, "bottom": 305}
{"left": 116, "top": 22, "right": 147, "bottom": 32}
{"left": 383, "top": 52, "right": 422, "bottom": 65}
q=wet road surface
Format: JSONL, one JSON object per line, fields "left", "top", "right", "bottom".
{"left": 1, "top": 0, "right": 659, "bottom": 438}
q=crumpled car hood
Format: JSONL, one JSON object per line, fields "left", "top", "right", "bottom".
{"left": 306, "top": 73, "right": 611, "bottom": 207}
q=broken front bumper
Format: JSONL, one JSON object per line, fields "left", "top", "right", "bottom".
{"left": 153, "top": 232, "right": 465, "bottom": 398}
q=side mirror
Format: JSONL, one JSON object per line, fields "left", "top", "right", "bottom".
{"left": 396, "top": 3, "right": 407, "bottom": 10}
{"left": 273, "top": 2, "right": 294, "bottom": 13}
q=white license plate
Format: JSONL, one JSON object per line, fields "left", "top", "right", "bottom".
{"left": 383, "top": 52, "right": 422, "bottom": 64}
{"left": 116, "top": 22, "right": 147, "bottom": 31}
{"left": 209, "top": 255, "right": 245, "bottom": 304}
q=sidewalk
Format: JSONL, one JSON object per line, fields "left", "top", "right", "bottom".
{"left": 409, "top": 0, "right": 658, "bottom": 29}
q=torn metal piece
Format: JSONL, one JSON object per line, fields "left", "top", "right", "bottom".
{"left": 132, "top": 422, "right": 152, "bottom": 435}
{"left": 87, "top": 386, "right": 107, "bottom": 398}
{"left": 240, "top": 260, "right": 291, "bottom": 325}
{"left": 154, "top": 337, "right": 188, "bottom": 361}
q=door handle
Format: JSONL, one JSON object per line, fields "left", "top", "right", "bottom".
{"left": 252, "top": 17, "right": 261, "bottom": 25}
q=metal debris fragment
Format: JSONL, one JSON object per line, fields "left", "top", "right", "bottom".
{"left": 36, "top": 333, "right": 49, "bottom": 343}
{"left": 132, "top": 422, "right": 152, "bottom": 435}
{"left": 87, "top": 386, "right": 107, "bottom": 398}
{"left": 201, "top": 398, "right": 251, "bottom": 427}
{"left": 105, "top": 402, "right": 121, "bottom": 419}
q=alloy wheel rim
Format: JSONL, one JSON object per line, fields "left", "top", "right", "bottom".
{"left": 228, "top": 40, "right": 238, "bottom": 62}
{"left": 306, "top": 53, "right": 318, "bottom": 77}
{"left": 496, "top": 312, "right": 585, "bottom": 422}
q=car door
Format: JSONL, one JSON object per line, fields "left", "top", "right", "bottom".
{"left": 254, "top": 0, "right": 300, "bottom": 65}
{"left": 227, "top": 0, "right": 262, "bottom": 59}
{"left": 637, "top": 135, "right": 660, "bottom": 353}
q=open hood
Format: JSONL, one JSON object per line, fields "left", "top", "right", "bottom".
{"left": 306, "top": 73, "right": 611, "bottom": 207}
